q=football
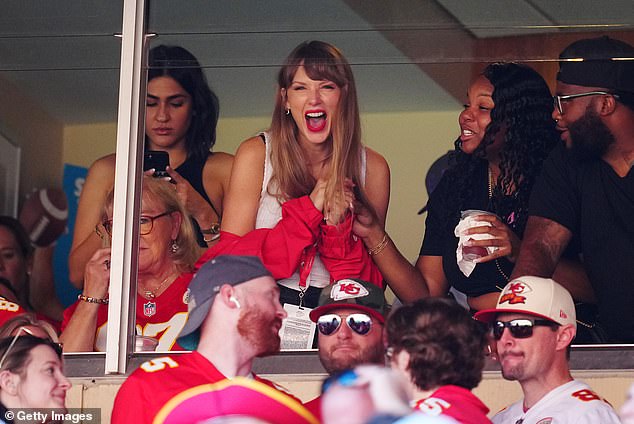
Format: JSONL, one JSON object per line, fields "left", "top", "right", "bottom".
{"left": 18, "top": 188, "right": 68, "bottom": 247}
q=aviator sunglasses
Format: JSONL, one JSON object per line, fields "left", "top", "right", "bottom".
{"left": 492, "top": 318, "right": 558, "bottom": 340}
{"left": 317, "top": 313, "right": 373, "bottom": 336}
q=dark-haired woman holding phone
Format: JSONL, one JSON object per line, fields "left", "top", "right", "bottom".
{"left": 68, "top": 45, "right": 233, "bottom": 287}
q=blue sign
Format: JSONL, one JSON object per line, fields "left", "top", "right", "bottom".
{"left": 54, "top": 164, "right": 87, "bottom": 306}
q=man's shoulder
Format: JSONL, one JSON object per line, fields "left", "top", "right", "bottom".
{"left": 555, "top": 381, "right": 620, "bottom": 417}
{"left": 112, "top": 353, "right": 225, "bottom": 424}
{"left": 491, "top": 399, "right": 524, "bottom": 424}
{"left": 493, "top": 381, "right": 620, "bottom": 424}
{"left": 254, "top": 374, "right": 303, "bottom": 404}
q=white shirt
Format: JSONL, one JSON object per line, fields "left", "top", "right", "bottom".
{"left": 492, "top": 380, "right": 621, "bottom": 424}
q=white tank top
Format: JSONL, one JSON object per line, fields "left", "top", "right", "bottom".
{"left": 255, "top": 132, "right": 367, "bottom": 291}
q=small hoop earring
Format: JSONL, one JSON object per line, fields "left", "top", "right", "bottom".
{"left": 170, "top": 240, "right": 179, "bottom": 254}
{"left": 285, "top": 108, "right": 291, "bottom": 116}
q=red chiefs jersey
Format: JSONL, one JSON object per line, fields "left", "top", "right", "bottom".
{"left": 413, "top": 385, "right": 491, "bottom": 424}
{"left": 304, "top": 395, "right": 322, "bottom": 422}
{"left": 61, "top": 272, "right": 192, "bottom": 351}
{"left": 0, "top": 297, "right": 26, "bottom": 327}
{"left": 112, "top": 351, "right": 314, "bottom": 424}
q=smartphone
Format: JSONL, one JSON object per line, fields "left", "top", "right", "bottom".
{"left": 144, "top": 150, "right": 170, "bottom": 178}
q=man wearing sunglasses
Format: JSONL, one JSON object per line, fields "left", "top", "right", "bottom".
{"left": 511, "top": 35, "right": 634, "bottom": 343}
{"left": 475, "top": 276, "right": 620, "bottom": 423}
{"left": 303, "top": 278, "right": 389, "bottom": 419}
{"left": 112, "top": 255, "right": 317, "bottom": 424}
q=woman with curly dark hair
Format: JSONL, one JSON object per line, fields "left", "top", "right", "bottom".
{"left": 354, "top": 62, "right": 594, "bottom": 312}
{"left": 386, "top": 297, "right": 490, "bottom": 423}
{"left": 418, "top": 63, "right": 597, "bottom": 311}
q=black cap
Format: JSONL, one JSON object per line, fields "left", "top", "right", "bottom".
{"left": 309, "top": 279, "right": 388, "bottom": 324}
{"left": 178, "top": 255, "right": 272, "bottom": 350}
{"left": 557, "top": 36, "right": 634, "bottom": 94}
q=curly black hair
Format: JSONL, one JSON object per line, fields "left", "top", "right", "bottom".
{"left": 444, "top": 63, "right": 559, "bottom": 235}
{"left": 147, "top": 45, "right": 220, "bottom": 161}
{"left": 386, "top": 298, "right": 488, "bottom": 391}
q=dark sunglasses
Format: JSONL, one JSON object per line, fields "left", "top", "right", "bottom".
{"left": 492, "top": 318, "right": 558, "bottom": 340}
{"left": 317, "top": 313, "right": 373, "bottom": 336}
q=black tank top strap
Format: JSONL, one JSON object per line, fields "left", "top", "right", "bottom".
{"left": 175, "top": 152, "right": 219, "bottom": 217}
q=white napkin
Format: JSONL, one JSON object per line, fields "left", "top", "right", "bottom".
{"left": 454, "top": 215, "right": 498, "bottom": 277}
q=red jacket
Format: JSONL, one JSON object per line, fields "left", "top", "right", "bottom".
{"left": 196, "top": 196, "right": 383, "bottom": 287}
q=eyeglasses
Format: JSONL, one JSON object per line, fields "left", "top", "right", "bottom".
{"left": 553, "top": 91, "right": 620, "bottom": 115}
{"left": 491, "top": 319, "right": 558, "bottom": 340}
{"left": 0, "top": 327, "right": 63, "bottom": 369}
{"left": 101, "top": 211, "right": 172, "bottom": 237}
{"left": 317, "top": 313, "right": 373, "bottom": 336}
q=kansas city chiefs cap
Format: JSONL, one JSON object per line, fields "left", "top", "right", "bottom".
{"left": 474, "top": 276, "right": 576, "bottom": 329}
{"left": 309, "top": 279, "right": 388, "bottom": 324}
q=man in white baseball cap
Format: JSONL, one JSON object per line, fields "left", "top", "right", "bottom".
{"left": 474, "top": 276, "right": 620, "bottom": 423}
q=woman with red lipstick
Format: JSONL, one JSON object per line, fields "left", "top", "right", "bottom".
{"left": 354, "top": 63, "right": 595, "bottom": 315}
{"left": 219, "top": 40, "right": 391, "bottom": 308}
{"left": 68, "top": 45, "right": 232, "bottom": 287}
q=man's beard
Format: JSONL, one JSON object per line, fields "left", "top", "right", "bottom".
{"left": 569, "top": 106, "right": 616, "bottom": 160}
{"left": 237, "top": 308, "right": 281, "bottom": 357}
{"left": 318, "top": 342, "right": 384, "bottom": 374}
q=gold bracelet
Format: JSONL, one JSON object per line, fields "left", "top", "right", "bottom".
{"left": 78, "top": 294, "right": 109, "bottom": 305}
{"left": 203, "top": 233, "right": 221, "bottom": 243}
{"left": 368, "top": 233, "right": 389, "bottom": 256}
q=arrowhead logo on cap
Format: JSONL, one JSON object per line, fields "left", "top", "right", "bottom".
{"left": 499, "top": 281, "right": 533, "bottom": 305}
{"left": 330, "top": 279, "right": 369, "bottom": 301}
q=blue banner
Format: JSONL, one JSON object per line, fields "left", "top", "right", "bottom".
{"left": 54, "top": 164, "right": 87, "bottom": 306}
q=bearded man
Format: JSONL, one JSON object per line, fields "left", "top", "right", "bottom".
{"left": 511, "top": 36, "right": 634, "bottom": 343}
{"left": 303, "top": 278, "right": 388, "bottom": 419}
{"left": 112, "top": 255, "right": 316, "bottom": 424}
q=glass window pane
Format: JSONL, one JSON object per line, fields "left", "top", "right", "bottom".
{"left": 142, "top": 0, "right": 633, "bottom": 351}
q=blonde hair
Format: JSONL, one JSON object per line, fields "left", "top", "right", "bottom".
{"left": 0, "top": 313, "right": 59, "bottom": 342}
{"left": 104, "top": 176, "right": 199, "bottom": 272}
{"left": 269, "top": 40, "right": 371, "bottom": 215}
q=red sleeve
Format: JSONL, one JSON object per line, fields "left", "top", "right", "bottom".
{"left": 304, "top": 396, "right": 322, "bottom": 422}
{"left": 112, "top": 372, "right": 153, "bottom": 424}
{"left": 0, "top": 298, "right": 26, "bottom": 328}
{"left": 195, "top": 196, "right": 323, "bottom": 279}
{"left": 318, "top": 213, "right": 384, "bottom": 288}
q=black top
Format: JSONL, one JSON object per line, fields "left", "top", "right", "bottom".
{"left": 420, "top": 161, "right": 516, "bottom": 297}
{"left": 175, "top": 152, "right": 219, "bottom": 246}
{"left": 0, "top": 403, "right": 13, "bottom": 423}
{"left": 530, "top": 143, "right": 634, "bottom": 342}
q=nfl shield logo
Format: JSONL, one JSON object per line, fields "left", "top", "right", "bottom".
{"left": 144, "top": 301, "right": 156, "bottom": 317}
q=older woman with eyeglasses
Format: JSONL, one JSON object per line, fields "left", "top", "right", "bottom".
{"left": 60, "top": 176, "right": 201, "bottom": 352}
{"left": 0, "top": 333, "right": 70, "bottom": 419}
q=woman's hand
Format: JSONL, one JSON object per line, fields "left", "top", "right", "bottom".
{"left": 165, "top": 166, "right": 218, "bottom": 226}
{"left": 322, "top": 178, "right": 355, "bottom": 225}
{"left": 310, "top": 178, "right": 327, "bottom": 213}
{"left": 83, "top": 248, "right": 112, "bottom": 300}
{"left": 462, "top": 214, "right": 521, "bottom": 263}
{"left": 352, "top": 201, "right": 384, "bottom": 246}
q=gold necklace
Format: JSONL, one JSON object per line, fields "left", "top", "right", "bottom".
{"left": 487, "top": 166, "right": 494, "bottom": 199}
{"left": 140, "top": 274, "right": 174, "bottom": 299}
{"left": 488, "top": 165, "right": 510, "bottom": 285}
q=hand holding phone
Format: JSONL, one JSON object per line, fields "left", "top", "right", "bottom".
{"left": 144, "top": 150, "right": 170, "bottom": 178}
